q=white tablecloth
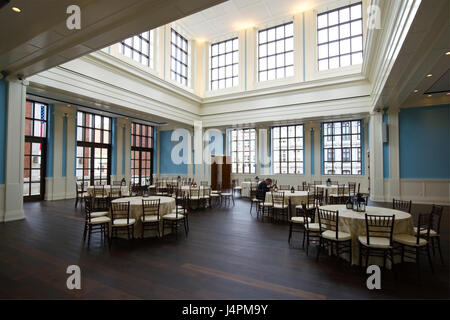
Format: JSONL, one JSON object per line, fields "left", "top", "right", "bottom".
{"left": 265, "top": 190, "right": 309, "bottom": 207}
{"left": 315, "top": 184, "right": 349, "bottom": 196}
{"left": 319, "top": 205, "right": 413, "bottom": 266}
{"left": 240, "top": 181, "right": 259, "bottom": 197}
{"left": 111, "top": 196, "right": 176, "bottom": 238}
{"left": 86, "top": 185, "right": 129, "bottom": 197}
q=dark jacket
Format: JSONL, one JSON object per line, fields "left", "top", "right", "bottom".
{"left": 258, "top": 181, "right": 270, "bottom": 192}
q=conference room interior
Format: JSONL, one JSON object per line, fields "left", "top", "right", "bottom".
{"left": 0, "top": 0, "right": 449, "bottom": 301}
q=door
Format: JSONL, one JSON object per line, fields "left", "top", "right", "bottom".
{"left": 24, "top": 138, "right": 46, "bottom": 201}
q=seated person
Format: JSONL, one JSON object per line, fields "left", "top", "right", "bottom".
{"left": 258, "top": 178, "right": 273, "bottom": 195}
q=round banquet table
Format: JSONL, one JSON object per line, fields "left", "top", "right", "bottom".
{"left": 111, "top": 196, "right": 176, "bottom": 238}
{"left": 240, "top": 181, "right": 259, "bottom": 197}
{"left": 318, "top": 205, "right": 414, "bottom": 266}
{"left": 86, "top": 185, "right": 129, "bottom": 197}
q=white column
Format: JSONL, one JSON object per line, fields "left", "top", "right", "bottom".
{"left": 3, "top": 80, "right": 26, "bottom": 222}
{"left": 388, "top": 109, "right": 400, "bottom": 199}
{"left": 116, "top": 118, "right": 131, "bottom": 183}
{"left": 65, "top": 107, "right": 76, "bottom": 198}
{"left": 369, "top": 112, "right": 384, "bottom": 201}
{"left": 193, "top": 121, "right": 204, "bottom": 183}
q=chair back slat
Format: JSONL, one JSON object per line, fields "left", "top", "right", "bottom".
{"left": 348, "top": 182, "right": 356, "bottom": 196}
{"left": 393, "top": 198, "right": 412, "bottom": 213}
{"left": 111, "top": 201, "right": 131, "bottom": 224}
{"left": 364, "top": 214, "right": 395, "bottom": 246}
{"left": 271, "top": 191, "right": 285, "bottom": 207}
{"left": 142, "top": 199, "right": 160, "bottom": 220}
{"left": 318, "top": 208, "right": 339, "bottom": 237}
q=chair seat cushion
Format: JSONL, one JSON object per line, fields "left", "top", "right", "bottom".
{"left": 394, "top": 234, "right": 427, "bottom": 246}
{"left": 210, "top": 193, "right": 220, "bottom": 197}
{"left": 201, "top": 196, "right": 210, "bottom": 199}
{"left": 89, "top": 216, "right": 111, "bottom": 225}
{"left": 163, "top": 213, "right": 184, "bottom": 220}
{"left": 291, "top": 216, "right": 311, "bottom": 224}
{"left": 261, "top": 202, "right": 273, "bottom": 207}
{"left": 305, "top": 223, "right": 321, "bottom": 231}
{"left": 90, "top": 211, "right": 109, "bottom": 218}
{"left": 358, "top": 236, "right": 392, "bottom": 249}
{"left": 112, "top": 218, "right": 136, "bottom": 226}
{"left": 273, "top": 204, "right": 286, "bottom": 209}
{"left": 413, "top": 227, "right": 437, "bottom": 237}
{"left": 221, "top": 193, "right": 232, "bottom": 196}
{"left": 234, "top": 186, "right": 242, "bottom": 190}
{"left": 141, "top": 215, "right": 160, "bottom": 222}
{"left": 321, "top": 230, "right": 351, "bottom": 241}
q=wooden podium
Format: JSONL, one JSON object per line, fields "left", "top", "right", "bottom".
{"left": 211, "top": 156, "right": 231, "bottom": 190}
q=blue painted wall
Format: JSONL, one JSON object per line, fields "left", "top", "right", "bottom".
{"left": 399, "top": 105, "right": 450, "bottom": 179}
{"left": 382, "top": 112, "right": 389, "bottom": 179}
{"left": 0, "top": 79, "right": 6, "bottom": 184}
{"left": 46, "top": 104, "right": 54, "bottom": 178}
{"left": 159, "top": 130, "right": 188, "bottom": 174}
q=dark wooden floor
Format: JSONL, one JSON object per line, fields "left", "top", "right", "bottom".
{"left": 0, "top": 197, "right": 448, "bottom": 299}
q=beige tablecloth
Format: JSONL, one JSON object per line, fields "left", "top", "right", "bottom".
{"left": 87, "top": 185, "right": 129, "bottom": 197}
{"left": 111, "top": 196, "right": 176, "bottom": 238}
{"left": 265, "top": 190, "right": 309, "bottom": 207}
{"left": 316, "top": 184, "right": 349, "bottom": 196}
{"left": 319, "top": 205, "right": 413, "bottom": 266}
{"left": 241, "top": 181, "right": 259, "bottom": 197}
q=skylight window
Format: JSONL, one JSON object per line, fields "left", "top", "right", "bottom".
{"left": 210, "top": 38, "right": 239, "bottom": 90}
{"left": 170, "top": 29, "right": 189, "bottom": 86}
{"left": 258, "top": 22, "right": 294, "bottom": 82}
{"left": 317, "top": 2, "right": 363, "bottom": 71}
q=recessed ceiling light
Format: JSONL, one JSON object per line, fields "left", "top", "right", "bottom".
{"left": 426, "top": 74, "right": 433, "bottom": 78}
{"left": 413, "top": 89, "right": 419, "bottom": 93}
{"left": 446, "top": 52, "right": 450, "bottom": 56}
{"left": 427, "top": 94, "right": 432, "bottom": 98}
{"left": 12, "top": 7, "right": 21, "bottom": 13}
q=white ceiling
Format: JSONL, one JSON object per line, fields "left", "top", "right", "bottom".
{"left": 0, "top": 0, "right": 226, "bottom": 78}
{"left": 175, "top": 0, "right": 334, "bottom": 41}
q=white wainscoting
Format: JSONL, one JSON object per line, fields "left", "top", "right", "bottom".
{"left": 383, "top": 179, "right": 450, "bottom": 205}
{"left": 231, "top": 173, "right": 369, "bottom": 193}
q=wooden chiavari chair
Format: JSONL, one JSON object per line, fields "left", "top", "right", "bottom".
{"left": 358, "top": 214, "right": 395, "bottom": 269}
{"left": 414, "top": 205, "right": 445, "bottom": 265}
{"left": 317, "top": 208, "right": 352, "bottom": 263}
{"left": 328, "top": 184, "right": 346, "bottom": 204}
{"left": 220, "top": 188, "right": 235, "bottom": 207}
{"left": 394, "top": 213, "right": 434, "bottom": 279}
{"left": 83, "top": 196, "right": 111, "bottom": 246}
{"left": 201, "top": 186, "right": 211, "bottom": 209}
{"left": 348, "top": 182, "right": 357, "bottom": 197}
{"left": 210, "top": 183, "right": 221, "bottom": 207}
{"left": 75, "top": 182, "right": 88, "bottom": 208}
{"left": 141, "top": 199, "right": 161, "bottom": 238}
{"left": 232, "top": 179, "right": 242, "bottom": 197}
{"left": 111, "top": 201, "right": 135, "bottom": 241}
{"left": 255, "top": 189, "right": 271, "bottom": 221}
{"left": 162, "top": 196, "right": 188, "bottom": 239}
{"left": 271, "top": 191, "right": 288, "bottom": 222}
{"left": 249, "top": 184, "right": 259, "bottom": 214}
{"left": 188, "top": 186, "right": 201, "bottom": 210}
